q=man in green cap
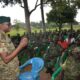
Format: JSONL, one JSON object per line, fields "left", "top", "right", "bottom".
{"left": 0, "top": 16, "right": 28, "bottom": 80}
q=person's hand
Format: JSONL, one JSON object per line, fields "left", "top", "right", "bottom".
{"left": 19, "top": 37, "right": 28, "bottom": 49}
{"left": 60, "top": 60, "right": 67, "bottom": 70}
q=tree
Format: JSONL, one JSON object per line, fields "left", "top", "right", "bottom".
{"left": 13, "top": 19, "right": 21, "bottom": 31}
{"left": 0, "top": 0, "right": 48, "bottom": 34}
{"left": 47, "top": 0, "right": 77, "bottom": 31}
{"left": 62, "top": 5, "right": 77, "bottom": 30}
{"left": 40, "top": 0, "right": 46, "bottom": 32}
{"left": 76, "top": 0, "right": 80, "bottom": 8}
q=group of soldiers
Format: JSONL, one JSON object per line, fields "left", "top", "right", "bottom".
{"left": 10, "top": 29, "right": 80, "bottom": 80}
{"left": 43, "top": 30, "right": 80, "bottom": 80}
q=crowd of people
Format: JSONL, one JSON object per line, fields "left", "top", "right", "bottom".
{"left": 1, "top": 16, "right": 80, "bottom": 80}
{"left": 10, "top": 29, "right": 80, "bottom": 80}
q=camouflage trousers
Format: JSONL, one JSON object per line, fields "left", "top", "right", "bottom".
{"left": 54, "top": 56, "right": 80, "bottom": 80}
{"left": 0, "top": 75, "right": 18, "bottom": 80}
{"left": 64, "top": 57, "right": 80, "bottom": 80}
{"left": 0, "top": 64, "right": 19, "bottom": 80}
{"left": 43, "top": 44, "right": 63, "bottom": 68}
{"left": 62, "top": 56, "right": 80, "bottom": 80}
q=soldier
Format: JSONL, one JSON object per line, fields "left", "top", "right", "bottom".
{"left": 0, "top": 16, "right": 28, "bottom": 80}
{"left": 43, "top": 40, "right": 63, "bottom": 76}
{"left": 61, "top": 43, "right": 80, "bottom": 80}
{"left": 43, "top": 33, "right": 69, "bottom": 76}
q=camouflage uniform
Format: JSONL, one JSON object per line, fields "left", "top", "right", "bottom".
{"left": 63, "top": 45, "right": 80, "bottom": 80}
{"left": 43, "top": 42, "right": 63, "bottom": 69}
{"left": 0, "top": 30, "right": 19, "bottom": 80}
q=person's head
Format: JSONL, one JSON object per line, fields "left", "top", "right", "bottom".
{"left": 0, "top": 16, "right": 11, "bottom": 33}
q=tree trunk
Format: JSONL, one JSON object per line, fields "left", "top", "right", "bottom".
{"left": 40, "top": 0, "right": 46, "bottom": 33}
{"left": 23, "top": 0, "right": 31, "bottom": 34}
{"left": 59, "top": 23, "right": 62, "bottom": 32}
{"left": 70, "top": 22, "right": 73, "bottom": 31}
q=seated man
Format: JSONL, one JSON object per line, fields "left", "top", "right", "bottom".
{"left": 61, "top": 43, "right": 80, "bottom": 80}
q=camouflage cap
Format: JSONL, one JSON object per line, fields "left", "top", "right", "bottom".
{"left": 0, "top": 16, "right": 11, "bottom": 24}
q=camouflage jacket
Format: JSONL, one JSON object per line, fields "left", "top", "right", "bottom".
{"left": 0, "top": 30, "right": 19, "bottom": 80}
{"left": 43, "top": 42, "right": 63, "bottom": 68}
{"left": 63, "top": 45, "right": 80, "bottom": 80}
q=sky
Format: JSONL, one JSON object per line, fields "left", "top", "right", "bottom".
{"left": 0, "top": 0, "right": 80, "bottom": 24}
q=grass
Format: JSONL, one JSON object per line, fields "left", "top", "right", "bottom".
{"left": 7, "top": 25, "right": 80, "bottom": 36}
{"left": 7, "top": 28, "right": 27, "bottom": 36}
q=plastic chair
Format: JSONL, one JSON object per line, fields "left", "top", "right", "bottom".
{"left": 18, "top": 57, "right": 44, "bottom": 80}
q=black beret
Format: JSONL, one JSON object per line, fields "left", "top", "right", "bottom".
{"left": 0, "top": 16, "right": 11, "bottom": 24}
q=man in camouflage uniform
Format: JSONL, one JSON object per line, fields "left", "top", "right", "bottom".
{"left": 61, "top": 44, "right": 80, "bottom": 80}
{"left": 43, "top": 34, "right": 70, "bottom": 76}
{"left": 0, "top": 16, "right": 28, "bottom": 80}
{"left": 43, "top": 41, "right": 63, "bottom": 75}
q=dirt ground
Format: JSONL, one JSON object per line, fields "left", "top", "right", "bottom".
{"left": 24, "top": 65, "right": 51, "bottom": 80}
{"left": 40, "top": 68, "right": 51, "bottom": 80}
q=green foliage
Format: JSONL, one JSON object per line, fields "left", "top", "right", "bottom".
{"left": 75, "top": 0, "right": 80, "bottom": 8}
{"left": 13, "top": 20, "right": 21, "bottom": 31}
{"left": 0, "top": 0, "right": 21, "bottom": 6}
{"left": 47, "top": 0, "right": 77, "bottom": 31}
{"left": 47, "top": 1, "right": 77, "bottom": 23}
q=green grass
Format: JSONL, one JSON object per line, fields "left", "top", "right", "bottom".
{"left": 7, "top": 25, "right": 80, "bottom": 36}
{"left": 7, "top": 28, "right": 26, "bottom": 36}
{"left": 47, "top": 25, "right": 80, "bottom": 31}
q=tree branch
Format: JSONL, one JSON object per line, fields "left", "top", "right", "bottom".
{"left": 20, "top": 2, "right": 24, "bottom": 8}
{"left": 30, "top": 4, "right": 40, "bottom": 15}
{"left": 30, "top": 0, "right": 48, "bottom": 15}
{"left": 20, "top": 5, "right": 24, "bottom": 8}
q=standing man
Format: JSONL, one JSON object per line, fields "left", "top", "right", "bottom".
{"left": 0, "top": 16, "right": 28, "bottom": 80}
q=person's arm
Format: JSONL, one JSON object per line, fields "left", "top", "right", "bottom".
{"left": 0, "top": 37, "right": 28, "bottom": 64}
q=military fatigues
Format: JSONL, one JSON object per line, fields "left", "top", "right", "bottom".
{"left": 63, "top": 45, "right": 80, "bottom": 80}
{"left": 43, "top": 42, "right": 63, "bottom": 69}
{"left": 0, "top": 30, "right": 19, "bottom": 80}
